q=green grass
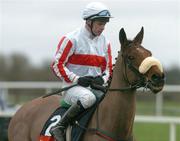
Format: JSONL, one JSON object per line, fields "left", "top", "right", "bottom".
{"left": 178, "top": 125, "right": 180, "bottom": 141}
{"left": 133, "top": 123, "right": 180, "bottom": 141}
{"left": 135, "top": 100, "right": 180, "bottom": 140}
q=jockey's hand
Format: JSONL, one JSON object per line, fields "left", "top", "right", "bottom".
{"left": 92, "top": 76, "right": 104, "bottom": 86}
{"left": 77, "top": 76, "right": 94, "bottom": 87}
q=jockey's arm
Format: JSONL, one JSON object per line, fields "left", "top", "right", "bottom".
{"left": 51, "top": 36, "right": 79, "bottom": 83}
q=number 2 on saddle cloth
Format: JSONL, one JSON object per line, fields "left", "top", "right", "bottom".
{"left": 39, "top": 89, "right": 105, "bottom": 141}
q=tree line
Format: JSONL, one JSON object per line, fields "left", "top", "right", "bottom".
{"left": 0, "top": 53, "right": 180, "bottom": 84}
{"left": 0, "top": 53, "right": 58, "bottom": 81}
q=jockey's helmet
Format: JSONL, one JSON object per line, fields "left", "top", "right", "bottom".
{"left": 82, "top": 2, "right": 112, "bottom": 22}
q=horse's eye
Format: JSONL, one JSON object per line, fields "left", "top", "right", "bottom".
{"left": 128, "top": 56, "right": 135, "bottom": 60}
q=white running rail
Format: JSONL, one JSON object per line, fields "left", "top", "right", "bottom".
{"left": 135, "top": 115, "right": 180, "bottom": 141}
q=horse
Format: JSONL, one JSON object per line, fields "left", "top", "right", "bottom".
{"left": 8, "top": 27, "right": 165, "bottom": 141}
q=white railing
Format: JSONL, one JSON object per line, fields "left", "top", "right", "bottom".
{"left": 135, "top": 115, "right": 180, "bottom": 141}
{"left": 0, "top": 82, "right": 179, "bottom": 92}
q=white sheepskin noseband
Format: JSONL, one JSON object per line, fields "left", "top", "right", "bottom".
{"left": 139, "top": 56, "right": 163, "bottom": 74}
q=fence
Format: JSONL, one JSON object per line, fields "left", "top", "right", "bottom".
{"left": 135, "top": 115, "right": 180, "bottom": 141}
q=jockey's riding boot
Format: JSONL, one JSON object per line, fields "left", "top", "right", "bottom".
{"left": 50, "top": 101, "right": 84, "bottom": 141}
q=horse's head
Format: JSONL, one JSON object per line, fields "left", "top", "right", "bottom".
{"left": 119, "top": 27, "right": 165, "bottom": 93}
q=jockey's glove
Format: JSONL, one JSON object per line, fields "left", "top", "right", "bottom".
{"left": 77, "top": 76, "right": 94, "bottom": 87}
{"left": 92, "top": 76, "right": 104, "bottom": 86}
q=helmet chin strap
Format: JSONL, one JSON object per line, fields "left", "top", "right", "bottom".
{"left": 87, "top": 20, "right": 97, "bottom": 37}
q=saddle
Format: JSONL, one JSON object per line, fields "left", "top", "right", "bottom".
{"left": 39, "top": 90, "right": 104, "bottom": 141}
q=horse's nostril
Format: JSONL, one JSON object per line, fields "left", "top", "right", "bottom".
{"left": 151, "top": 74, "right": 161, "bottom": 82}
{"left": 151, "top": 74, "right": 165, "bottom": 84}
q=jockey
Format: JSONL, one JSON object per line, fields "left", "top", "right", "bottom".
{"left": 50, "top": 2, "right": 113, "bottom": 141}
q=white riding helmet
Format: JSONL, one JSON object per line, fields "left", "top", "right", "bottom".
{"left": 82, "top": 2, "right": 112, "bottom": 21}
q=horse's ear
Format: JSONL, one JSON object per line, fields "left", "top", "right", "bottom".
{"left": 133, "top": 27, "right": 144, "bottom": 44}
{"left": 119, "top": 28, "right": 127, "bottom": 46}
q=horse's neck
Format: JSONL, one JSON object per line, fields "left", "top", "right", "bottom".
{"left": 98, "top": 55, "right": 136, "bottom": 139}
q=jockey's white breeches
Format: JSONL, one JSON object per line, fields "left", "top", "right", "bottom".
{"left": 63, "top": 85, "right": 96, "bottom": 109}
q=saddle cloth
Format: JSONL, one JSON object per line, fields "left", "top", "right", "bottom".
{"left": 39, "top": 89, "right": 104, "bottom": 141}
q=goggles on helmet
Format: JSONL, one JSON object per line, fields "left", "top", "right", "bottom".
{"left": 86, "top": 10, "right": 111, "bottom": 20}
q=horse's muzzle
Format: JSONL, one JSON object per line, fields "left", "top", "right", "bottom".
{"left": 147, "top": 73, "right": 165, "bottom": 93}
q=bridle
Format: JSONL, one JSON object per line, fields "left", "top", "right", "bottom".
{"left": 108, "top": 53, "right": 148, "bottom": 92}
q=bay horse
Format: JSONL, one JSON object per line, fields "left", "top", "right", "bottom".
{"left": 8, "top": 27, "right": 165, "bottom": 141}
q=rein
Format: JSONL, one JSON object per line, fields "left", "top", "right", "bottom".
{"left": 42, "top": 52, "right": 149, "bottom": 99}
{"left": 43, "top": 55, "right": 148, "bottom": 97}
{"left": 108, "top": 81, "right": 143, "bottom": 92}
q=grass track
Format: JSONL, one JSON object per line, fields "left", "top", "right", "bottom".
{"left": 134, "top": 123, "right": 180, "bottom": 141}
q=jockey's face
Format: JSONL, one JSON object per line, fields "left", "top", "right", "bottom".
{"left": 91, "top": 20, "right": 107, "bottom": 36}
